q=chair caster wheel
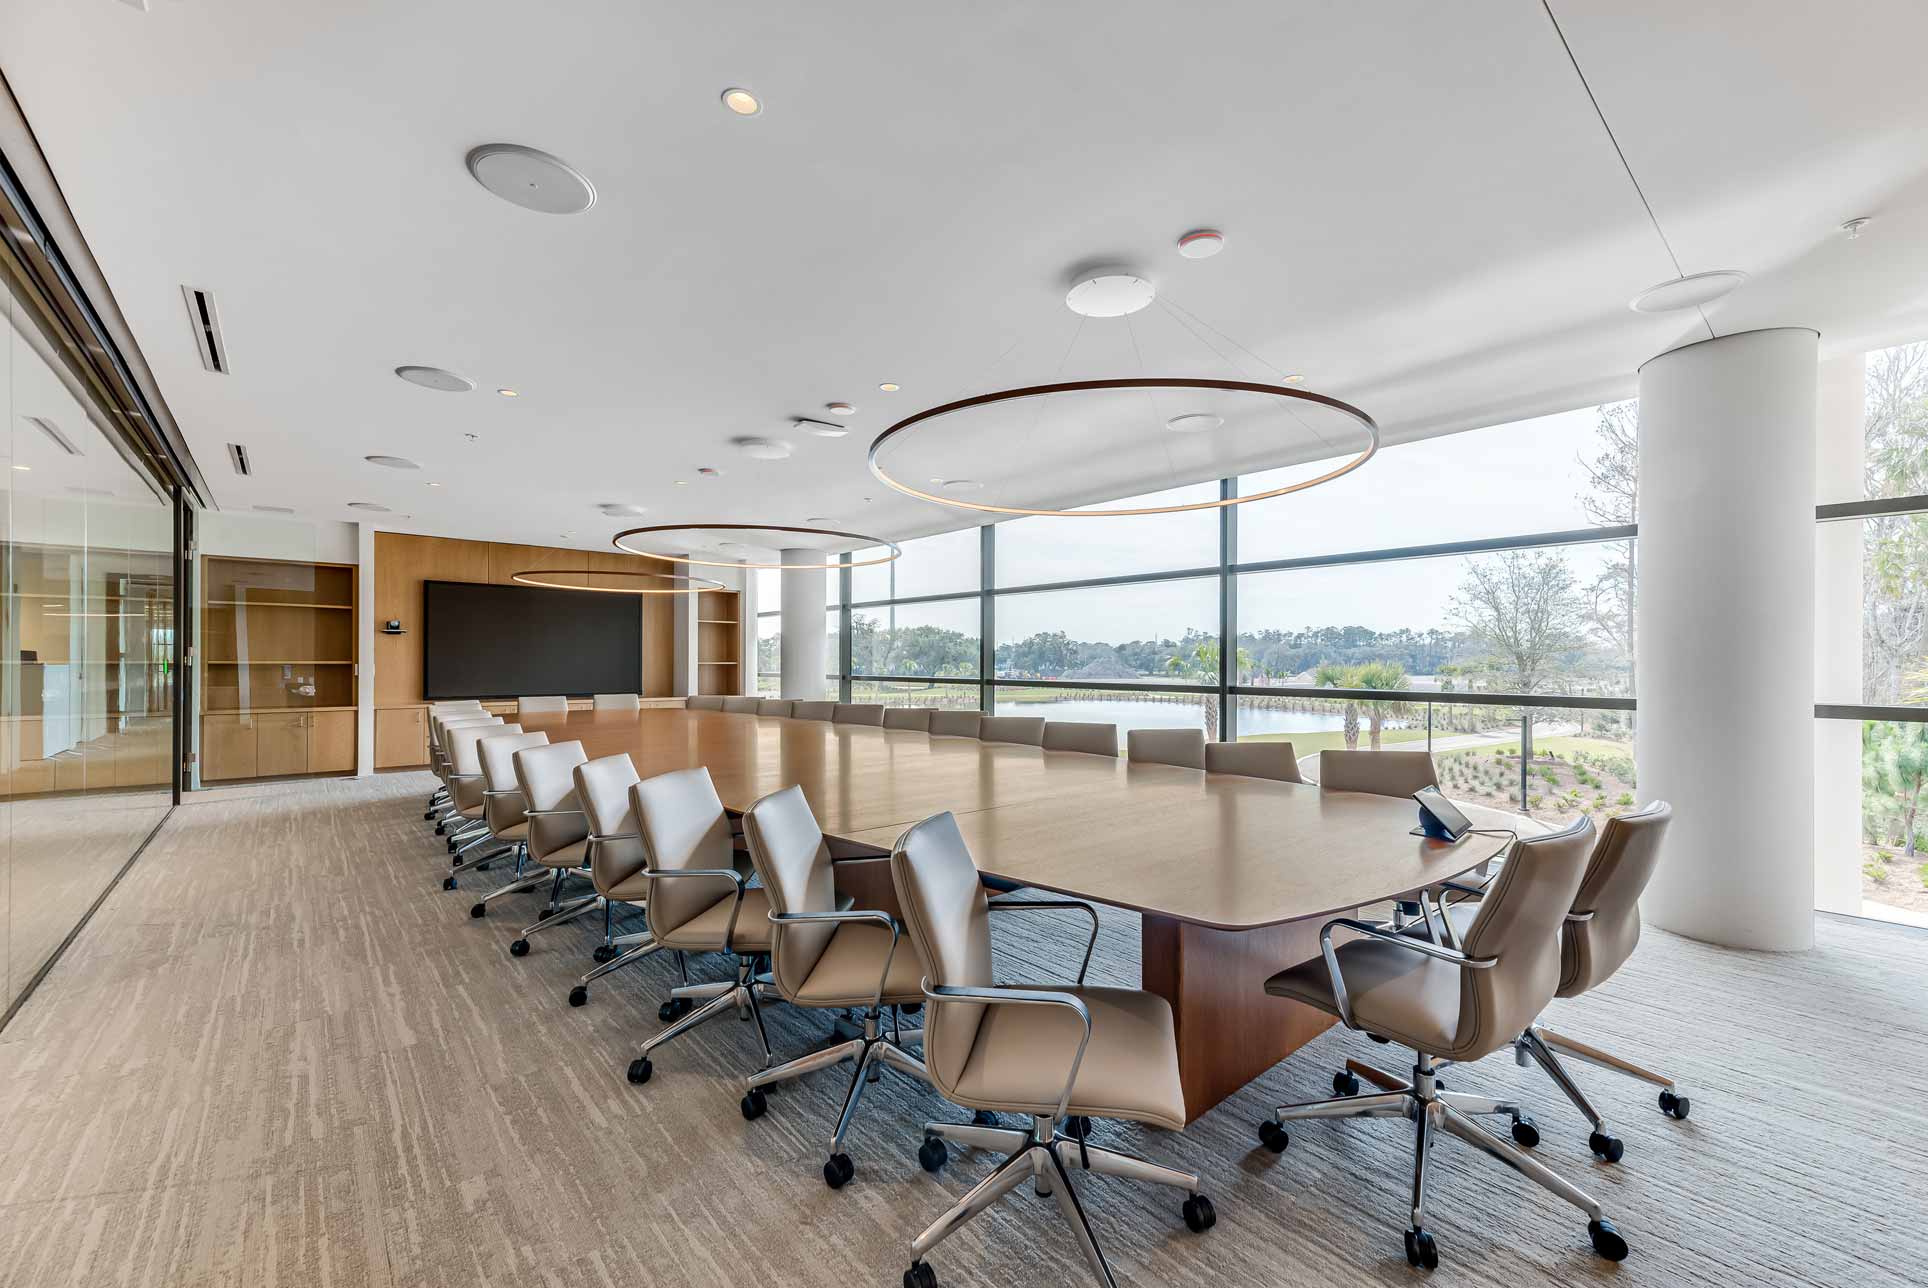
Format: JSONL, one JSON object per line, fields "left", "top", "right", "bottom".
{"left": 1589, "top": 1130, "right": 1624, "bottom": 1163}
{"left": 1588, "top": 1218, "right": 1629, "bottom": 1261}
{"left": 1405, "top": 1227, "right": 1439, "bottom": 1270}
{"left": 741, "top": 1088, "right": 768, "bottom": 1121}
{"left": 442, "top": 877, "right": 458, "bottom": 891}
{"left": 1658, "top": 1089, "right": 1690, "bottom": 1120}
{"left": 509, "top": 939, "right": 530, "bottom": 958}
{"left": 592, "top": 945, "right": 618, "bottom": 963}
{"left": 626, "top": 1058, "right": 652, "bottom": 1085}
{"left": 822, "top": 1152, "right": 854, "bottom": 1188}
{"left": 658, "top": 997, "right": 692, "bottom": 1022}
{"left": 469, "top": 903, "right": 486, "bottom": 918}
{"left": 568, "top": 986, "right": 588, "bottom": 1007}
{"left": 1333, "top": 1069, "right": 1360, "bottom": 1097}
{"left": 1257, "top": 1119, "right": 1289, "bottom": 1153}
{"left": 1182, "top": 1193, "right": 1217, "bottom": 1233}
{"left": 970, "top": 1110, "right": 999, "bottom": 1127}
{"left": 1061, "top": 1115, "right": 1091, "bottom": 1141}
{"left": 1511, "top": 1116, "right": 1540, "bottom": 1148}
{"left": 904, "top": 1260, "right": 937, "bottom": 1288}
{"left": 918, "top": 1136, "right": 948, "bottom": 1172}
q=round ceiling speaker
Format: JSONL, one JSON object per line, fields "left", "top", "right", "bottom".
{"left": 1628, "top": 269, "right": 1747, "bottom": 314}
{"left": 1176, "top": 229, "right": 1224, "bottom": 259}
{"left": 394, "top": 365, "right": 474, "bottom": 392}
{"left": 364, "top": 454, "right": 419, "bottom": 469}
{"left": 1065, "top": 273, "right": 1156, "bottom": 318}
{"left": 465, "top": 144, "right": 597, "bottom": 215}
{"left": 1166, "top": 412, "right": 1224, "bottom": 434}
{"left": 733, "top": 436, "right": 792, "bottom": 460}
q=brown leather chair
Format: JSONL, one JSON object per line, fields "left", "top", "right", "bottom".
{"left": 722, "top": 696, "right": 760, "bottom": 714}
{"left": 1125, "top": 727, "right": 1205, "bottom": 769}
{"left": 791, "top": 700, "right": 837, "bottom": 721}
{"left": 890, "top": 811, "right": 1217, "bottom": 1288}
{"left": 1316, "top": 748, "right": 1437, "bottom": 794}
{"left": 978, "top": 715, "right": 1045, "bottom": 746}
{"left": 441, "top": 721, "right": 521, "bottom": 874}
{"left": 758, "top": 699, "right": 794, "bottom": 718}
{"left": 740, "top": 785, "right": 931, "bottom": 1188}
{"left": 500, "top": 740, "right": 602, "bottom": 957}
{"left": 563, "top": 753, "right": 660, "bottom": 1007}
{"left": 927, "top": 710, "right": 982, "bottom": 738}
{"left": 1257, "top": 817, "right": 1628, "bottom": 1268}
{"left": 833, "top": 702, "right": 886, "bottom": 726}
{"left": 883, "top": 707, "right": 933, "bottom": 732}
{"left": 1205, "top": 740, "right": 1302, "bottom": 782}
{"left": 686, "top": 695, "right": 725, "bottom": 710}
{"left": 1041, "top": 722, "right": 1117, "bottom": 756}
{"left": 459, "top": 730, "right": 549, "bottom": 911}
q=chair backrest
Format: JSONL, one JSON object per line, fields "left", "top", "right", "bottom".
{"left": 978, "top": 715, "right": 1045, "bottom": 746}
{"left": 574, "top": 753, "right": 647, "bottom": 892}
{"left": 479, "top": 731, "right": 548, "bottom": 831}
{"left": 722, "top": 696, "right": 760, "bottom": 714}
{"left": 758, "top": 699, "right": 794, "bottom": 718}
{"left": 1205, "top": 741, "right": 1303, "bottom": 783}
{"left": 1560, "top": 801, "right": 1672, "bottom": 997}
{"left": 833, "top": 703, "right": 885, "bottom": 726}
{"left": 1126, "top": 727, "right": 1205, "bottom": 769}
{"left": 512, "top": 740, "right": 589, "bottom": 860}
{"left": 432, "top": 713, "right": 497, "bottom": 752}
{"left": 1453, "top": 817, "right": 1597, "bottom": 1061}
{"left": 743, "top": 785, "right": 840, "bottom": 999}
{"left": 592, "top": 693, "right": 641, "bottom": 712}
{"left": 1317, "top": 749, "right": 1436, "bottom": 796}
{"left": 790, "top": 700, "right": 836, "bottom": 721}
{"left": 686, "top": 695, "right": 725, "bottom": 710}
{"left": 1042, "top": 721, "right": 1117, "bottom": 756}
{"left": 890, "top": 811, "right": 994, "bottom": 1094}
{"left": 883, "top": 707, "right": 933, "bottom": 732}
{"left": 631, "top": 767, "right": 739, "bottom": 938}
{"left": 448, "top": 721, "right": 520, "bottom": 777}
{"left": 517, "top": 696, "right": 569, "bottom": 717}
{"left": 928, "top": 710, "right": 982, "bottom": 738}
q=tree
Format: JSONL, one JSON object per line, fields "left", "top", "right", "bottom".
{"left": 1863, "top": 720, "right": 1928, "bottom": 857}
{"left": 1314, "top": 663, "right": 1364, "bottom": 750}
{"left": 1862, "top": 343, "right": 1928, "bottom": 703}
{"left": 1579, "top": 400, "right": 1637, "bottom": 700}
{"left": 1451, "top": 549, "right": 1585, "bottom": 772}
{"left": 1354, "top": 660, "right": 1412, "bottom": 750}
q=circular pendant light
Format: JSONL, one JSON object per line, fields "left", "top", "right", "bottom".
{"left": 611, "top": 523, "right": 902, "bottom": 572}
{"left": 867, "top": 378, "right": 1378, "bottom": 518}
{"left": 509, "top": 569, "right": 728, "bottom": 594}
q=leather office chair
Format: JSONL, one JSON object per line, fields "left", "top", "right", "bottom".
{"left": 758, "top": 699, "right": 794, "bottom": 718}
{"left": 1205, "top": 741, "right": 1303, "bottom": 782}
{"left": 424, "top": 702, "right": 486, "bottom": 818}
{"left": 978, "top": 715, "right": 1045, "bottom": 746}
{"left": 1042, "top": 722, "right": 1117, "bottom": 756}
{"left": 890, "top": 811, "right": 1216, "bottom": 1288}
{"left": 517, "top": 695, "right": 569, "bottom": 717}
{"left": 833, "top": 702, "right": 886, "bottom": 726}
{"left": 687, "top": 695, "right": 725, "bottom": 710}
{"left": 1257, "top": 817, "right": 1629, "bottom": 1268}
{"left": 441, "top": 722, "right": 522, "bottom": 880}
{"left": 1316, "top": 748, "right": 1437, "bottom": 794}
{"left": 722, "top": 695, "right": 761, "bottom": 714}
{"left": 500, "top": 740, "right": 598, "bottom": 956}
{"left": 565, "top": 753, "right": 661, "bottom": 1007}
{"left": 740, "top": 785, "right": 932, "bottom": 1187}
{"left": 461, "top": 730, "right": 550, "bottom": 913}
{"left": 883, "top": 708, "right": 933, "bottom": 732}
{"left": 624, "top": 767, "right": 778, "bottom": 1086}
{"left": 429, "top": 713, "right": 498, "bottom": 830}
{"left": 928, "top": 710, "right": 981, "bottom": 738}
{"left": 791, "top": 700, "right": 836, "bottom": 721}
{"left": 593, "top": 693, "right": 641, "bottom": 712}
{"left": 1125, "top": 727, "right": 1205, "bottom": 769}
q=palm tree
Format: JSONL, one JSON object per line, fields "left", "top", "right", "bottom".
{"left": 1314, "top": 662, "right": 1363, "bottom": 751}
{"left": 1354, "top": 660, "right": 1413, "bottom": 750}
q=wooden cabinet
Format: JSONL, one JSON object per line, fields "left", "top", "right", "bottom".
{"left": 255, "top": 712, "right": 309, "bottom": 777}
{"left": 375, "top": 707, "right": 428, "bottom": 768}
{"left": 202, "top": 713, "right": 258, "bottom": 782}
{"left": 308, "top": 710, "right": 356, "bottom": 772}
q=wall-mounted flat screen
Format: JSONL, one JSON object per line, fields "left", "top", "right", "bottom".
{"left": 422, "top": 580, "right": 640, "bottom": 699}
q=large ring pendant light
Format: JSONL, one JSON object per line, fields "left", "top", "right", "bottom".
{"left": 867, "top": 377, "right": 1379, "bottom": 518}
{"left": 510, "top": 568, "right": 728, "bottom": 594}
{"left": 611, "top": 523, "right": 902, "bottom": 572}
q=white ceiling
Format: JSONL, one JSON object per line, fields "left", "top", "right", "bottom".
{"left": 4, "top": 0, "right": 1927, "bottom": 552}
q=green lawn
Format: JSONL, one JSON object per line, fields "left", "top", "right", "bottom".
{"left": 1241, "top": 726, "right": 1433, "bottom": 754}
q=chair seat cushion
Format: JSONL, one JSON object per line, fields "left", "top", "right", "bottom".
{"left": 663, "top": 887, "right": 773, "bottom": 953}
{"left": 792, "top": 921, "right": 927, "bottom": 1006}
{"left": 534, "top": 837, "right": 588, "bottom": 870}
{"left": 493, "top": 821, "right": 528, "bottom": 842}
{"left": 951, "top": 986, "right": 1186, "bottom": 1130}
{"left": 1265, "top": 940, "right": 1464, "bottom": 1057}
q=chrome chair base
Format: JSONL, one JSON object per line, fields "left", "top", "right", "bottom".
{"left": 744, "top": 1009, "right": 930, "bottom": 1186}
{"left": 627, "top": 956, "right": 775, "bottom": 1085}
{"left": 908, "top": 1114, "right": 1210, "bottom": 1288}
{"left": 1514, "top": 1025, "right": 1689, "bottom": 1159}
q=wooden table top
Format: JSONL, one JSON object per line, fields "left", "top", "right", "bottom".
{"left": 512, "top": 708, "right": 1521, "bottom": 931}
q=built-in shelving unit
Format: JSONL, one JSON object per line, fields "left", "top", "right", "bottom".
{"left": 696, "top": 589, "right": 741, "bottom": 696}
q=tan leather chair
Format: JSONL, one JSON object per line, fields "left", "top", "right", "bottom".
{"left": 889, "top": 811, "right": 1216, "bottom": 1287}
{"left": 740, "top": 785, "right": 932, "bottom": 1187}
{"left": 833, "top": 702, "right": 886, "bottom": 726}
{"left": 593, "top": 693, "right": 641, "bottom": 712}
{"left": 928, "top": 710, "right": 981, "bottom": 738}
{"left": 517, "top": 695, "right": 569, "bottom": 717}
{"left": 883, "top": 708, "right": 933, "bottom": 732}
{"left": 758, "top": 699, "right": 794, "bottom": 718}
{"left": 722, "top": 695, "right": 760, "bottom": 714}
{"left": 1126, "top": 727, "right": 1205, "bottom": 769}
{"left": 502, "top": 740, "right": 599, "bottom": 955}
{"left": 978, "top": 715, "right": 1045, "bottom": 746}
{"left": 564, "top": 753, "right": 661, "bottom": 1007}
{"left": 1042, "top": 722, "right": 1116, "bottom": 756}
{"left": 429, "top": 713, "right": 498, "bottom": 831}
{"left": 1205, "top": 740, "right": 1303, "bottom": 782}
{"left": 1257, "top": 817, "right": 1628, "bottom": 1268}
{"left": 424, "top": 702, "right": 487, "bottom": 818}
{"left": 460, "top": 730, "right": 550, "bottom": 912}
{"left": 624, "top": 767, "right": 778, "bottom": 1085}
{"left": 790, "top": 700, "right": 836, "bottom": 721}
{"left": 687, "top": 695, "right": 725, "bottom": 711}
{"left": 1316, "top": 748, "right": 1437, "bottom": 794}
{"left": 441, "top": 722, "right": 521, "bottom": 876}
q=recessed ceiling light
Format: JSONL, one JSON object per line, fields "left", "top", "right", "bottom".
{"left": 252, "top": 505, "right": 295, "bottom": 514}
{"left": 825, "top": 402, "right": 856, "bottom": 416}
{"left": 721, "top": 88, "right": 762, "bottom": 116}
{"left": 347, "top": 501, "right": 390, "bottom": 512}
{"left": 938, "top": 479, "right": 982, "bottom": 492}
{"left": 1176, "top": 229, "right": 1224, "bottom": 259}
{"left": 1065, "top": 272, "right": 1156, "bottom": 318}
{"left": 734, "top": 437, "right": 792, "bottom": 460}
{"left": 878, "top": 382, "right": 900, "bottom": 392}
{"left": 674, "top": 479, "right": 688, "bottom": 486}
{"left": 11, "top": 464, "right": 29, "bottom": 472}
{"left": 364, "top": 454, "right": 419, "bottom": 469}
{"left": 496, "top": 388, "right": 518, "bottom": 398}
{"left": 1282, "top": 373, "right": 1306, "bottom": 384}
{"left": 794, "top": 418, "right": 847, "bottom": 438}
{"left": 464, "top": 143, "right": 596, "bottom": 215}
{"left": 425, "top": 481, "right": 443, "bottom": 488}
{"left": 1629, "top": 269, "right": 1748, "bottom": 314}
{"left": 1166, "top": 413, "right": 1224, "bottom": 434}
{"left": 395, "top": 365, "right": 475, "bottom": 392}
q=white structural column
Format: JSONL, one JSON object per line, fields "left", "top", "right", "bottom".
{"left": 778, "top": 549, "right": 827, "bottom": 699}
{"left": 1813, "top": 354, "right": 1865, "bottom": 916}
{"left": 1637, "top": 327, "right": 1818, "bottom": 951}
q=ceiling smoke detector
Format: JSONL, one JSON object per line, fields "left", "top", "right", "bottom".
{"left": 598, "top": 502, "right": 648, "bottom": 516}
{"left": 1065, "top": 272, "right": 1156, "bottom": 318}
{"left": 347, "top": 501, "right": 391, "bottom": 512}
{"left": 1176, "top": 229, "right": 1224, "bottom": 259}
{"left": 794, "top": 418, "right": 848, "bottom": 438}
{"left": 1166, "top": 412, "right": 1224, "bottom": 434}
{"left": 465, "top": 144, "right": 597, "bottom": 215}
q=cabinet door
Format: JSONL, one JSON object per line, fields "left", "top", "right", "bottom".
{"left": 202, "top": 714, "right": 258, "bottom": 781}
{"left": 375, "top": 707, "right": 427, "bottom": 768}
{"left": 308, "top": 710, "right": 356, "bottom": 773}
{"left": 256, "top": 712, "right": 309, "bottom": 777}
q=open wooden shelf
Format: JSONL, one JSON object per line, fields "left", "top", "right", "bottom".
{"left": 696, "top": 589, "right": 741, "bottom": 696}
{"left": 206, "top": 599, "right": 354, "bottom": 610}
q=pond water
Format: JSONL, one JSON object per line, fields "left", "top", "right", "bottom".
{"left": 992, "top": 694, "right": 1410, "bottom": 737}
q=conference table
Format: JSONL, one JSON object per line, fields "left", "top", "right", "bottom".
{"left": 513, "top": 706, "right": 1521, "bottom": 1123}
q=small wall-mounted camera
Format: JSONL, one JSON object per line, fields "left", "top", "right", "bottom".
{"left": 381, "top": 619, "right": 406, "bottom": 635}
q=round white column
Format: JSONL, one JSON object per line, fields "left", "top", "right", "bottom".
{"left": 1636, "top": 327, "right": 1817, "bottom": 951}
{"left": 778, "top": 549, "right": 828, "bottom": 700}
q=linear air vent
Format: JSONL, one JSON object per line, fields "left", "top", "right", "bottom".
{"left": 25, "top": 416, "right": 83, "bottom": 456}
{"left": 226, "top": 442, "right": 252, "bottom": 476}
{"left": 182, "top": 285, "right": 229, "bottom": 374}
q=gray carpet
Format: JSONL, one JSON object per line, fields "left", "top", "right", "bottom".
{"left": 0, "top": 772, "right": 1921, "bottom": 1287}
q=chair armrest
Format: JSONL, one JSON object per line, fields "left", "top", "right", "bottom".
{"left": 771, "top": 909, "right": 899, "bottom": 1009}
{"left": 648, "top": 867, "right": 748, "bottom": 946}
{"left": 1317, "top": 917, "right": 1498, "bottom": 1032}
{"left": 925, "top": 983, "right": 1092, "bottom": 1121}
{"left": 523, "top": 807, "right": 587, "bottom": 819}
{"left": 987, "top": 899, "right": 1099, "bottom": 985}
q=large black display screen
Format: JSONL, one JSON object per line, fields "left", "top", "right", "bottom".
{"left": 422, "top": 580, "right": 640, "bottom": 700}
